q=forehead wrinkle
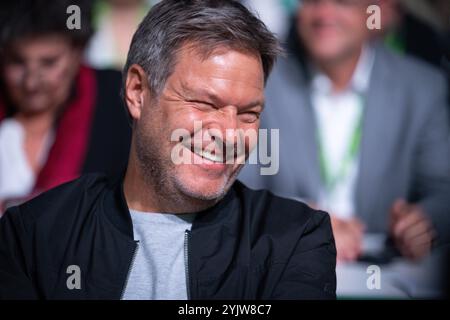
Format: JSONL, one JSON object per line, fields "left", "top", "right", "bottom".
{"left": 179, "top": 65, "right": 264, "bottom": 95}
{"left": 177, "top": 48, "right": 264, "bottom": 87}
{"left": 167, "top": 48, "right": 265, "bottom": 108}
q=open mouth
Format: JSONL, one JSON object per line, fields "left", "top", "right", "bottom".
{"left": 179, "top": 138, "right": 226, "bottom": 164}
{"left": 178, "top": 131, "right": 247, "bottom": 165}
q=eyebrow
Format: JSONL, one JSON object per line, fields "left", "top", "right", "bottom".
{"left": 181, "top": 84, "right": 265, "bottom": 111}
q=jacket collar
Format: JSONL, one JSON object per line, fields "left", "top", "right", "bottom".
{"left": 100, "top": 173, "right": 241, "bottom": 239}
{"left": 100, "top": 173, "right": 135, "bottom": 239}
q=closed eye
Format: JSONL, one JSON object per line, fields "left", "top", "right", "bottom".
{"left": 239, "top": 111, "right": 260, "bottom": 123}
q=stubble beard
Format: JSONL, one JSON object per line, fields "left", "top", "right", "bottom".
{"left": 134, "top": 124, "right": 240, "bottom": 213}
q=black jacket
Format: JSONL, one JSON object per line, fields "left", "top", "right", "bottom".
{"left": 0, "top": 174, "right": 336, "bottom": 300}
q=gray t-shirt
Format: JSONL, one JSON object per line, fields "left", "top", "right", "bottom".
{"left": 121, "top": 210, "right": 195, "bottom": 300}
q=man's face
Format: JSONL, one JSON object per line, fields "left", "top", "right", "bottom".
{"left": 298, "top": 0, "right": 370, "bottom": 63}
{"left": 133, "top": 46, "right": 264, "bottom": 205}
{"left": 1, "top": 35, "right": 81, "bottom": 115}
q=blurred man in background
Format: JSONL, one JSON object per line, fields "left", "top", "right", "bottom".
{"left": 0, "top": 0, "right": 131, "bottom": 212}
{"left": 240, "top": 0, "right": 450, "bottom": 262}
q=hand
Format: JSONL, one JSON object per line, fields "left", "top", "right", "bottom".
{"left": 330, "top": 216, "right": 365, "bottom": 263}
{"left": 389, "top": 199, "right": 435, "bottom": 261}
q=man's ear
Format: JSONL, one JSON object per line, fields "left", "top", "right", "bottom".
{"left": 125, "top": 64, "right": 149, "bottom": 120}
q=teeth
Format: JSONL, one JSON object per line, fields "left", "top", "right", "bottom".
{"left": 181, "top": 141, "right": 227, "bottom": 163}
{"left": 195, "top": 148, "right": 223, "bottom": 163}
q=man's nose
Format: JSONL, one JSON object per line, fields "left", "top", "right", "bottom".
{"left": 217, "top": 105, "right": 238, "bottom": 144}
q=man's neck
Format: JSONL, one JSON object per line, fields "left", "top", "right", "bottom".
{"left": 314, "top": 46, "right": 363, "bottom": 92}
{"left": 123, "top": 152, "right": 158, "bottom": 213}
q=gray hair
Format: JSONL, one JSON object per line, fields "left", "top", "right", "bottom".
{"left": 123, "top": 0, "right": 282, "bottom": 101}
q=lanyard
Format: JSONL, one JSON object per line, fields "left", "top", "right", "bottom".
{"left": 317, "top": 95, "right": 364, "bottom": 192}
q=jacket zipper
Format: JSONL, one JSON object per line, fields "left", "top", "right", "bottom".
{"left": 120, "top": 241, "right": 139, "bottom": 300}
{"left": 184, "top": 230, "right": 191, "bottom": 300}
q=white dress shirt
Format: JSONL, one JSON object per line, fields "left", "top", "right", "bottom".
{"left": 311, "top": 46, "right": 375, "bottom": 220}
{"left": 0, "top": 118, "right": 53, "bottom": 208}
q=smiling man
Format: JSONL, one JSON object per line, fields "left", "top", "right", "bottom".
{"left": 0, "top": 0, "right": 336, "bottom": 300}
{"left": 124, "top": 46, "right": 264, "bottom": 213}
